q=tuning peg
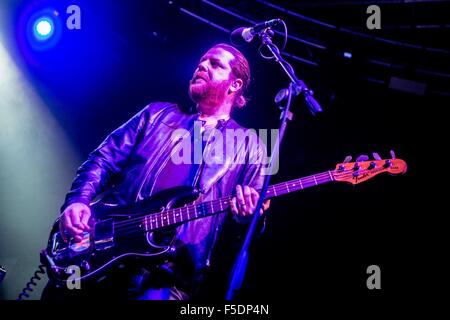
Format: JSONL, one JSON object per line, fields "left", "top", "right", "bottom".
{"left": 384, "top": 159, "right": 392, "bottom": 168}
{"left": 372, "top": 152, "right": 382, "bottom": 160}
{"left": 343, "top": 156, "right": 352, "bottom": 163}
{"left": 390, "top": 150, "right": 396, "bottom": 159}
{"left": 356, "top": 154, "right": 369, "bottom": 162}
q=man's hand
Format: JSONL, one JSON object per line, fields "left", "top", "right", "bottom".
{"left": 59, "top": 202, "right": 92, "bottom": 242}
{"left": 230, "top": 185, "right": 270, "bottom": 219}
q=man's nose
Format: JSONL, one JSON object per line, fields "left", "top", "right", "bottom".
{"left": 197, "top": 61, "right": 208, "bottom": 72}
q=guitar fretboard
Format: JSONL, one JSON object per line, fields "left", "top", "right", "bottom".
{"left": 141, "top": 171, "right": 335, "bottom": 231}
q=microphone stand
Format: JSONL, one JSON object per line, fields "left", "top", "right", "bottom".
{"left": 225, "top": 28, "right": 322, "bottom": 300}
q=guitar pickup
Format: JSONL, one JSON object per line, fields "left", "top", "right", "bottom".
{"left": 94, "top": 219, "right": 114, "bottom": 251}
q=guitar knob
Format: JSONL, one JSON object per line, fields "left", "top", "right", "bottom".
{"left": 81, "top": 260, "right": 90, "bottom": 271}
{"left": 368, "top": 162, "right": 376, "bottom": 170}
{"left": 353, "top": 163, "right": 360, "bottom": 171}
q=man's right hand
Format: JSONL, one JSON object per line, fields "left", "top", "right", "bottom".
{"left": 59, "top": 203, "right": 92, "bottom": 242}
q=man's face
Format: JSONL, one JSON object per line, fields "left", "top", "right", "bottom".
{"left": 189, "top": 47, "right": 236, "bottom": 108}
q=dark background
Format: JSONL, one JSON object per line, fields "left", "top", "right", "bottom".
{"left": 0, "top": 0, "right": 447, "bottom": 304}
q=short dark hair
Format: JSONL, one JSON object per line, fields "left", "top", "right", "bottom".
{"left": 212, "top": 43, "right": 251, "bottom": 109}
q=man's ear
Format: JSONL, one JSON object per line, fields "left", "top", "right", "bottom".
{"left": 229, "top": 79, "right": 243, "bottom": 93}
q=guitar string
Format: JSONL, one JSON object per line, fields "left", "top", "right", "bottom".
{"left": 111, "top": 167, "right": 383, "bottom": 237}
{"left": 112, "top": 167, "right": 380, "bottom": 234}
{"left": 113, "top": 170, "right": 336, "bottom": 231}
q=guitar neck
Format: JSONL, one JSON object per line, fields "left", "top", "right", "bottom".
{"left": 142, "top": 171, "right": 335, "bottom": 231}
{"left": 262, "top": 170, "right": 335, "bottom": 199}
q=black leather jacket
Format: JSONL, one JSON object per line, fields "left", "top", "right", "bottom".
{"left": 62, "top": 102, "right": 267, "bottom": 294}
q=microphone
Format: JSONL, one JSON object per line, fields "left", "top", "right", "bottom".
{"left": 230, "top": 19, "right": 282, "bottom": 45}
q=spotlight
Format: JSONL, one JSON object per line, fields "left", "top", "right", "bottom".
{"left": 343, "top": 52, "right": 352, "bottom": 59}
{"left": 18, "top": 7, "right": 62, "bottom": 53}
{"left": 33, "top": 17, "right": 54, "bottom": 41}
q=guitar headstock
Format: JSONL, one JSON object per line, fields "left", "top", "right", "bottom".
{"left": 332, "top": 158, "right": 407, "bottom": 185}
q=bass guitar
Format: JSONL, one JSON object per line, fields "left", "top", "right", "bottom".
{"left": 41, "top": 156, "right": 407, "bottom": 285}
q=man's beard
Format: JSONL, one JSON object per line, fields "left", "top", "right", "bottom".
{"left": 189, "top": 79, "right": 232, "bottom": 108}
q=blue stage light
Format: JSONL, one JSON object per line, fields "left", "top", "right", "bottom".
{"left": 343, "top": 52, "right": 352, "bottom": 59}
{"left": 21, "top": 8, "right": 62, "bottom": 52}
{"left": 33, "top": 17, "right": 54, "bottom": 41}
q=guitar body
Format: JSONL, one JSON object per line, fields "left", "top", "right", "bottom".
{"left": 41, "top": 186, "right": 199, "bottom": 285}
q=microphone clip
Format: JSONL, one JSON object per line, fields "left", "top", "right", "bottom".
{"left": 230, "top": 19, "right": 281, "bottom": 45}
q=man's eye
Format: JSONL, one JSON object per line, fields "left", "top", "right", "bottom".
{"left": 212, "top": 61, "right": 223, "bottom": 68}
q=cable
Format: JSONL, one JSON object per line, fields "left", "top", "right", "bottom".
{"left": 0, "top": 265, "right": 6, "bottom": 283}
{"left": 258, "top": 20, "right": 287, "bottom": 60}
{"left": 178, "top": 0, "right": 450, "bottom": 87}
{"left": 257, "top": 0, "right": 450, "bottom": 55}
{"left": 201, "top": 0, "right": 326, "bottom": 50}
{"left": 16, "top": 264, "right": 46, "bottom": 300}
{"left": 179, "top": 7, "right": 319, "bottom": 67}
